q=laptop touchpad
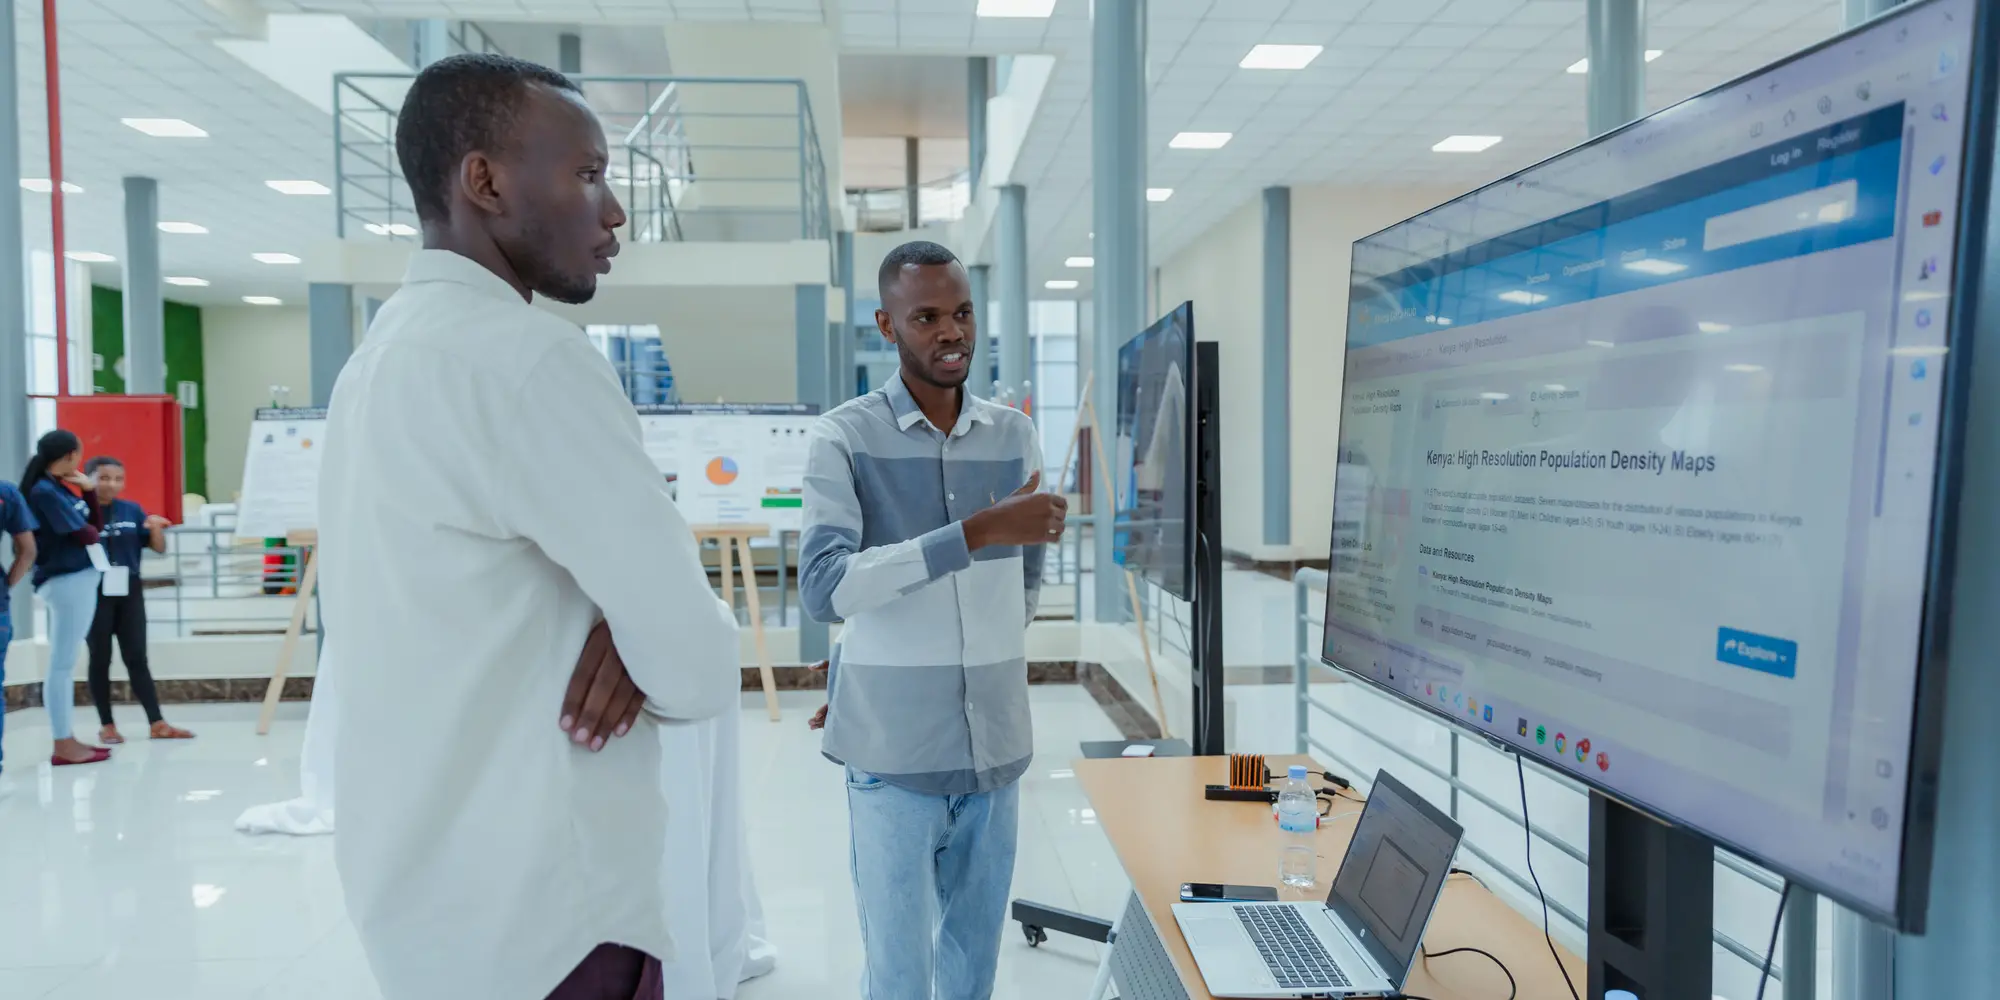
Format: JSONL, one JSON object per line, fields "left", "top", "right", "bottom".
{"left": 1185, "top": 915, "right": 1247, "bottom": 950}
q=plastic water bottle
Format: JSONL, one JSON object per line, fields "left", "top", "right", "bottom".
{"left": 1276, "top": 765, "right": 1318, "bottom": 888}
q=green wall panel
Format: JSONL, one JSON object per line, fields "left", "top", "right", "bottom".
{"left": 87, "top": 285, "right": 208, "bottom": 498}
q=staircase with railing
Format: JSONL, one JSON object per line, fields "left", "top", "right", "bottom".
{"left": 845, "top": 170, "right": 972, "bottom": 233}
{"left": 332, "top": 73, "right": 832, "bottom": 249}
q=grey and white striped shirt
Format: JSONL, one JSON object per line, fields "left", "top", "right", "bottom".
{"left": 799, "top": 374, "right": 1045, "bottom": 796}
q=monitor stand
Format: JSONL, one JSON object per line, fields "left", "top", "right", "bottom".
{"left": 1589, "top": 792, "right": 1715, "bottom": 998}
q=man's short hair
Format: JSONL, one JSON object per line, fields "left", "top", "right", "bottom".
{"left": 395, "top": 53, "right": 582, "bottom": 224}
{"left": 84, "top": 456, "right": 121, "bottom": 475}
{"left": 877, "top": 240, "right": 961, "bottom": 300}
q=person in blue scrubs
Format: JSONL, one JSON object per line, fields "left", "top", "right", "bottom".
{"left": 0, "top": 478, "right": 37, "bottom": 777}
{"left": 22, "top": 430, "right": 109, "bottom": 766}
{"left": 85, "top": 456, "right": 192, "bottom": 744}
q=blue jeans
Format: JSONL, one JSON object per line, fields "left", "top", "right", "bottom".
{"left": 845, "top": 767, "right": 1020, "bottom": 1000}
{"left": 0, "top": 610, "right": 11, "bottom": 772}
{"left": 38, "top": 569, "right": 100, "bottom": 742}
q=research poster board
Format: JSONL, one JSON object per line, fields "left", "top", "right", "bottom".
{"left": 635, "top": 404, "right": 820, "bottom": 532}
{"left": 236, "top": 407, "right": 328, "bottom": 539}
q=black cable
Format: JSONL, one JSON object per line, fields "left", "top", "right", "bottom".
{"left": 1448, "top": 867, "right": 1490, "bottom": 891}
{"left": 1515, "top": 753, "right": 1581, "bottom": 1000}
{"left": 1421, "top": 945, "right": 1517, "bottom": 1000}
{"left": 1753, "top": 880, "right": 1792, "bottom": 1000}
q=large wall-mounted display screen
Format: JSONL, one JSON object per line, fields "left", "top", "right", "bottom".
{"left": 1323, "top": 0, "right": 1978, "bottom": 925}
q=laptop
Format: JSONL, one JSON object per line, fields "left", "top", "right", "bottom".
{"left": 1172, "top": 770, "right": 1464, "bottom": 998}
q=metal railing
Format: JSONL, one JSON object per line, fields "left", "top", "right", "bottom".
{"left": 845, "top": 170, "right": 973, "bottom": 233}
{"left": 333, "top": 74, "right": 833, "bottom": 253}
{"left": 141, "top": 526, "right": 319, "bottom": 639}
{"left": 1291, "top": 567, "right": 1795, "bottom": 987}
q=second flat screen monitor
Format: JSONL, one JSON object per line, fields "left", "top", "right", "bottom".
{"left": 1114, "top": 302, "right": 1195, "bottom": 601}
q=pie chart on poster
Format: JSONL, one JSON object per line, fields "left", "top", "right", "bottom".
{"left": 706, "top": 457, "right": 740, "bottom": 486}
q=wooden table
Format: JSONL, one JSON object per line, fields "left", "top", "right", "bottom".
{"left": 1077, "top": 754, "right": 1584, "bottom": 1000}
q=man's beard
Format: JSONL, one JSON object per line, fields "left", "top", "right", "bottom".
{"left": 500, "top": 224, "right": 597, "bottom": 305}
{"left": 897, "top": 339, "right": 968, "bottom": 389}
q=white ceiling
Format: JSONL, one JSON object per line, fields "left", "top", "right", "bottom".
{"left": 14, "top": 0, "right": 1849, "bottom": 309}
{"left": 996, "top": 0, "right": 1848, "bottom": 298}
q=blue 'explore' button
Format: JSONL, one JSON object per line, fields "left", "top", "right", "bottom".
{"left": 1717, "top": 627, "right": 1798, "bottom": 678}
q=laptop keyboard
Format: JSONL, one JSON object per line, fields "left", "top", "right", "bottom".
{"left": 1234, "top": 905, "right": 1352, "bottom": 991}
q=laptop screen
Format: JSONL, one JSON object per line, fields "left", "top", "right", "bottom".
{"left": 1325, "top": 771, "right": 1465, "bottom": 981}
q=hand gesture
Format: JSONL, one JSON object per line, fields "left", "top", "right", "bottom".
{"left": 63, "top": 470, "right": 93, "bottom": 491}
{"left": 965, "top": 470, "right": 1068, "bottom": 549}
{"left": 145, "top": 515, "right": 173, "bottom": 531}
{"left": 807, "top": 659, "right": 829, "bottom": 730}
{"left": 560, "top": 619, "right": 646, "bottom": 751}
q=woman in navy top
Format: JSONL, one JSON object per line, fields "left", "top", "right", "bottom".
{"left": 85, "top": 456, "right": 193, "bottom": 744}
{"left": 23, "top": 430, "right": 109, "bottom": 766}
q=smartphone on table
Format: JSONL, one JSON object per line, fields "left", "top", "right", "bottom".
{"left": 1179, "top": 882, "right": 1280, "bottom": 903}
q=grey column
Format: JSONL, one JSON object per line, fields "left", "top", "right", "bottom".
{"left": 413, "top": 19, "right": 452, "bottom": 68}
{"left": 558, "top": 32, "right": 582, "bottom": 75}
{"left": 995, "top": 184, "right": 1030, "bottom": 405}
{"left": 1091, "top": 0, "right": 1145, "bottom": 621}
{"left": 795, "top": 283, "right": 831, "bottom": 660}
{"left": 0, "top": 5, "right": 32, "bottom": 631}
{"left": 1584, "top": 0, "right": 1646, "bottom": 137}
{"left": 835, "top": 231, "right": 856, "bottom": 405}
{"left": 1261, "top": 187, "right": 1291, "bottom": 548}
{"left": 904, "top": 137, "right": 921, "bottom": 229}
{"left": 308, "top": 284, "right": 355, "bottom": 407}
{"left": 967, "top": 57, "right": 990, "bottom": 191}
{"left": 121, "top": 176, "right": 165, "bottom": 395}
{"left": 968, "top": 264, "right": 993, "bottom": 397}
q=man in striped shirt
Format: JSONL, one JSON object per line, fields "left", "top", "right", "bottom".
{"left": 800, "top": 241, "right": 1066, "bottom": 999}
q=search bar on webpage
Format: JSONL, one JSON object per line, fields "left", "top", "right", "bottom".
{"left": 1702, "top": 179, "right": 1858, "bottom": 252}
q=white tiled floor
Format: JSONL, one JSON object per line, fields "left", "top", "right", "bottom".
{"left": 0, "top": 689, "right": 1134, "bottom": 1000}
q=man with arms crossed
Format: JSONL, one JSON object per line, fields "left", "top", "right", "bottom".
{"left": 318, "top": 55, "right": 739, "bottom": 1000}
{"left": 800, "top": 241, "right": 1067, "bottom": 999}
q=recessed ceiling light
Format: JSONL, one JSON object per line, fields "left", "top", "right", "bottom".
{"left": 975, "top": 0, "right": 1055, "bottom": 16}
{"left": 1146, "top": 188, "right": 1174, "bottom": 202}
{"left": 1587, "top": 339, "right": 1617, "bottom": 348}
{"left": 1724, "top": 363, "right": 1765, "bottom": 373}
{"left": 1045, "top": 279, "right": 1080, "bottom": 290}
{"left": 1065, "top": 256, "right": 1094, "bottom": 268}
{"left": 1624, "top": 258, "right": 1687, "bottom": 275}
{"left": 252, "top": 252, "right": 301, "bottom": 265}
{"left": 242, "top": 295, "right": 283, "bottom": 306}
{"left": 20, "top": 179, "right": 82, "bottom": 194}
{"left": 1433, "top": 135, "right": 1503, "bottom": 153}
{"left": 158, "top": 221, "right": 208, "bottom": 234}
{"left": 1568, "top": 50, "right": 1664, "bottom": 74}
{"left": 1497, "top": 290, "right": 1547, "bottom": 305}
{"left": 1170, "top": 131, "right": 1233, "bottom": 150}
{"left": 121, "top": 117, "right": 207, "bottom": 138}
{"left": 264, "top": 179, "right": 330, "bottom": 196}
{"left": 164, "top": 276, "right": 209, "bottom": 287}
{"left": 1240, "top": 44, "right": 1323, "bottom": 70}
{"left": 1697, "top": 321, "right": 1732, "bottom": 334}
{"left": 364, "top": 222, "right": 418, "bottom": 237}
{"left": 65, "top": 251, "right": 114, "bottom": 263}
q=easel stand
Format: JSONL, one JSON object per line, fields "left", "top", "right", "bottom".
{"left": 257, "top": 530, "right": 318, "bottom": 736}
{"left": 691, "top": 523, "right": 781, "bottom": 722}
{"left": 1588, "top": 792, "right": 1715, "bottom": 998}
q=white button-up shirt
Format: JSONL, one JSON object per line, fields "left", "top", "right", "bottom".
{"left": 318, "top": 249, "right": 740, "bottom": 1000}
